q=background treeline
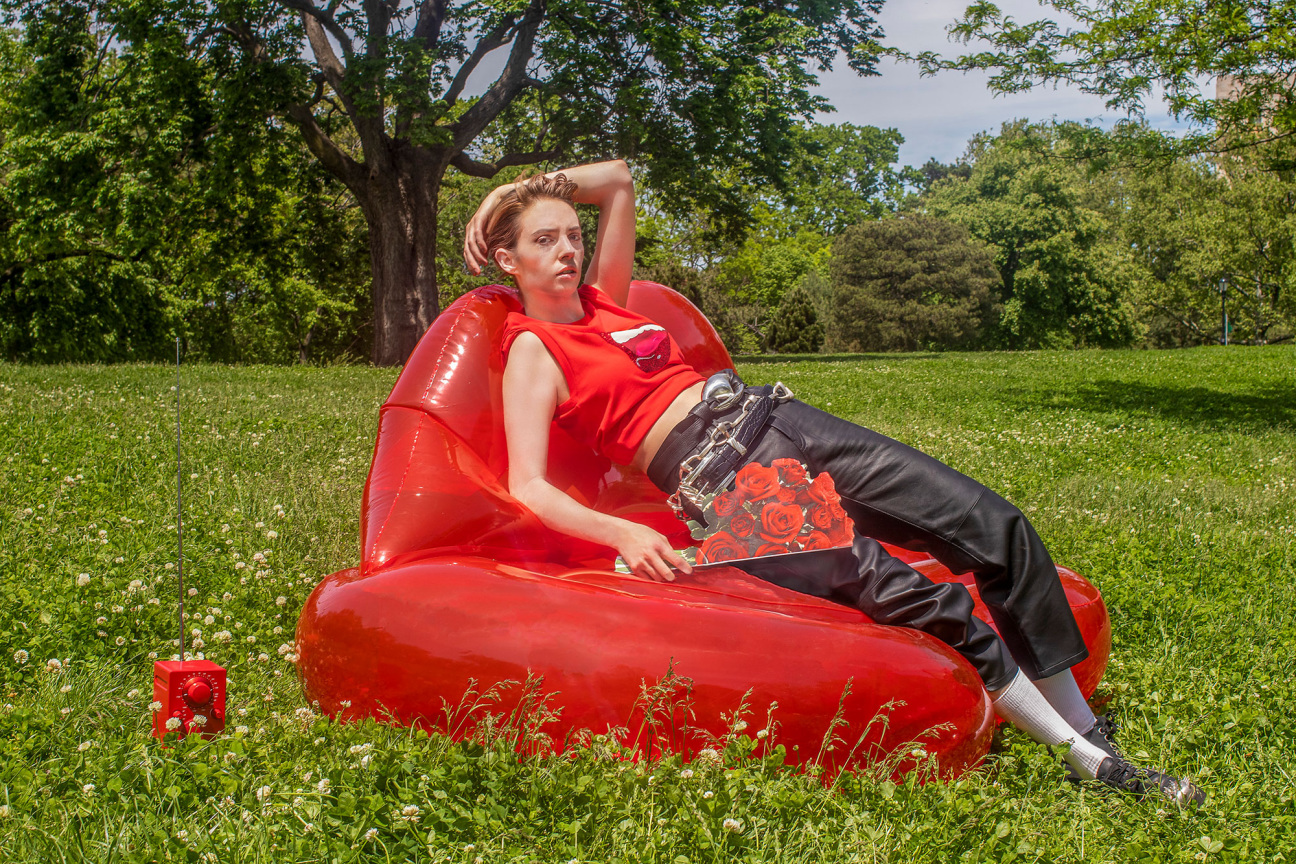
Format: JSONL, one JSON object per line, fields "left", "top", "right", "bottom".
{"left": 2, "top": 19, "right": 1294, "bottom": 362}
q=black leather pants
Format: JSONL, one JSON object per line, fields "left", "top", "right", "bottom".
{"left": 647, "top": 387, "right": 1089, "bottom": 690}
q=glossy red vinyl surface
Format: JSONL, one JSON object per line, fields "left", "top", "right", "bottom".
{"left": 298, "top": 558, "right": 994, "bottom": 778}
{"left": 301, "top": 281, "right": 1109, "bottom": 778}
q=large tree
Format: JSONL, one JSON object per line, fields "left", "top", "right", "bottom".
{"left": 3, "top": 0, "right": 889, "bottom": 364}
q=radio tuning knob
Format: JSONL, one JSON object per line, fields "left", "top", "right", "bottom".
{"left": 184, "top": 677, "right": 213, "bottom": 706}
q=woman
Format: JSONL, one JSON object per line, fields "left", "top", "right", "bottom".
{"left": 463, "top": 160, "right": 1204, "bottom": 806}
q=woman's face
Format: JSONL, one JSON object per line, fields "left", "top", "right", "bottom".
{"left": 494, "top": 198, "right": 583, "bottom": 300}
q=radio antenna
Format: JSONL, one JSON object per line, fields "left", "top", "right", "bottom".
{"left": 176, "top": 337, "right": 185, "bottom": 661}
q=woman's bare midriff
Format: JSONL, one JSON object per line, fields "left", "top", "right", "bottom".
{"left": 631, "top": 381, "right": 705, "bottom": 474}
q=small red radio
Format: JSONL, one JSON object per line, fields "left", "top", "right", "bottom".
{"left": 152, "top": 659, "right": 227, "bottom": 740}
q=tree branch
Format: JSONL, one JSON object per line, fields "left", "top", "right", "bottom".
{"left": 275, "top": 0, "right": 355, "bottom": 59}
{"left": 286, "top": 103, "right": 367, "bottom": 197}
{"left": 450, "top": 0, "right": 546, "bottom": 152}
{"left": 444, "top": 15, "right": 517, "bottom": 107}
{"left": 412, "top": 0, "right": 449, "bottom": 49}
{"left": 449, "top": 148, "right": 561, "bottom": 178}
{"left": 3, "top": 249, "right": 128, "bottom": 281}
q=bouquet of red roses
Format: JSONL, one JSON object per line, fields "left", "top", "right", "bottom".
{"left": 687, "top": 458, "right": 856, "bottom": 565}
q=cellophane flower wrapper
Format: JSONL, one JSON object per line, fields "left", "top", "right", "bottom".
{"left": 685, "top": 459, "right": 856, "bottom": 565}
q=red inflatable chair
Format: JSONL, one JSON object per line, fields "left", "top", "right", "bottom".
{"left": 297, "top": 281, "right": 1110, "bottom": 779}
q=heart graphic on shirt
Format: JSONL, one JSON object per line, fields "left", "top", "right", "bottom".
{"left": 601, "top": 324, "right": 672, "bottom": 373}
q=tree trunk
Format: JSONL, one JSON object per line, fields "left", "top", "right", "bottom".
{"left": 360, "top": 144, "right": 446, "bottom": 366}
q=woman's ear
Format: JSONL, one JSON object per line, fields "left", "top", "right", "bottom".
{"left": 494, "top": 247, "right": 518, "bottom": 275}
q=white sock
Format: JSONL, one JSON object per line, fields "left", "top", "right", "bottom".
{"left": 1034, "top": 668, "right": 1097, "bottom": 734}
{"left": 990, "top": 670, "right": 1109, "bottom": 780}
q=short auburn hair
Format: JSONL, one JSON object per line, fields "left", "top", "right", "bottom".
{"left": 483, "top": 172, "right": 579, "bottom": 266}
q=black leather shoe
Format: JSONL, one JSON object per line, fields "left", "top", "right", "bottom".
{"left": 1094, "top": 756, "right": 1207, "bottom": 807}
{"left": 1064, "top": 714, "right": 1123, "bottom": 781}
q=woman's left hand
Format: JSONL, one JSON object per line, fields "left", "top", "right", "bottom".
{"left": 463, "top": 187, "right": 503, "bottom": 275}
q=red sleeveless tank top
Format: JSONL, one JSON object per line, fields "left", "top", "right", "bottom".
{"left": 500, "top": 285, "right": 705, "bottom": 464}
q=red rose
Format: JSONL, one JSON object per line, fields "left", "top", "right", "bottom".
{"left": 809, "top": 504, "right": 835, "bottom": 531}
{"left": 699, "top": 530, "right": 747, "bottom": 564}
{"left": 758, "top": 501, "right": 804, "bottom": 545}
{"left": 754, "top": 542, "right": 792, "bottom": 557}
{"left": 734, "top": 463, "right": 780, "bottom": 503}
{"left": 829, "top": 517, "right": 855, "bottom": 546}
{"left": 711, "top": 491, "right": 742, "bottom": 519}
{"left": 728, "top": 511, "right": 757, "bottom": 538}
{"left": 801, "top": 530, "right": 833, "bottom": 551}
{"left": 776, "top": 486, "right": 798, "bottom": 504}
{"left": 829, "top": 500, "right": 847, "bottom": 521}
{"left": 807, "top": 472, "right": 838, "bottom": 506}
{"left": 772, "top": 458, "right": 809, "bottom": 487}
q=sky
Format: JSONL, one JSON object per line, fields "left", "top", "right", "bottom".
{"left": 814, "top": 0, "right": 1194, "bottom": 167}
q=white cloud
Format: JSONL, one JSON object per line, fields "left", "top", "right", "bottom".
{"left": 812, "top": 0, "right": 1195, "bottom": 165}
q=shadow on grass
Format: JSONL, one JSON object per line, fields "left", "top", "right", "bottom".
{"left": 1007, "top": 379, "right": 1296, "bottom": 433}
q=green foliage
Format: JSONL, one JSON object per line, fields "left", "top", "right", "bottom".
{"left": 1114, "top": 146, "right": 1296, "bottom": 346}
{"left": 909, "top": 0, "right": 1296, "bottom": 158}
{"left": 764, "top": 283, "right": 824, "bottom": 354}
{"left": 0, "top": 10, "right": 371, "bottom": 364}
{"left": 2, "top": 351, "right": 1295, "bottom": 859}
{"left": 827, "top": 214, "right": 1001, "bottom": 352}
{"left": 921, "top": 123, "right": 1142, "bottom": 349}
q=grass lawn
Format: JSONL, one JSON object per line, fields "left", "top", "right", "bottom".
{"left": 1, "top": 346, "right": 1293, "bottom": 862}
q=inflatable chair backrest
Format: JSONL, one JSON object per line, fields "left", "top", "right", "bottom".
{"left": 360, "top": 281, "right": 734, "bottom": 573}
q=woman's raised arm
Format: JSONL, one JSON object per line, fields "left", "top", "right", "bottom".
{"left": 463, "top": 160, "right": 636, "bottom": 306}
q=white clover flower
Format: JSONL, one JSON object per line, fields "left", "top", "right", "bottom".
{"left": 203, "top": 615, "right": 214, "bottom": 625}
{"left": 82, "top": 784, "right": 95, "bottom": 794}
{"left": 733, "top": 719, "right": 748, "bottom": 732}
{"left": 277, "top": 643, "right": 293, "bottom": 656}
{"left": 77, "top": 740, "right": 93, "bottom": 752}
{"left": 46, "top": 658, "right": 62, "bottom": 671}
{"left": 252, "top": 552, "right": 266, "bottom": 563}
{"left": 235, "top": 725, "right": 249, "bottom": 735}
{"left": 76, "top": 574, "right": 91, "bottom": 587}
{"left": 149, "top": 701, "right": 163, "bottom": 712}
{"left": 191, "top": 714, "right": 207, "bottom": 727}
{"left": 147, "top": 651, "right": 158, "bottom": 660}
{"left": 96, "top": 617, "right": 108, "bottom": 625}
{"left": 187, "top": 588, "right": 197, "bottom": 596}
{"left": 255, "top": 521, "right": 265, "bottom": 528}
{"left": 126, "top": 689, "right": 139, "bottom": 699}
{"left": 266, "top": 530, "right": 278, "bottom": 540}
{"left": 465, "top": 844, "right": 476, "bottom": 852}
{"left": 339, "top": 699, "right": 352, "bottom": 708}
{"left": 360, "top": 754, "right": 372, "bottom": 768}
{"left": 127, "top": 579, "right": 142, "bottom": 592}
{"left": 316, "top": 777, "right": 331, "bottom": 794}
{"left": 400, "top": 804, "right": 420, "bottom": 822}
{"left": 257, "top": 653, "right": 269, "bottom": 662}
{"left": 0, "top": 805, "right": 10, "bottom": 817}
{"left": 191, "top": 628, "right": 202, "bottom": 638}
{"left": 235, "top": 562, "right": 246, "bottom": 570}
{"left": 115, "top": 636, "right": 126, "bottom": 646}
{"left": 165, "top": 717, "right": 182, "bottom": 731}
{"left": 348, "top": 743, "right": 372, "bottom": 755}
{"left": 756, "top": 728, "right": 769, "bottom": 740}
{"left": 273, "top": 626, "right": 283, "bottom": 635}
{"left": 221, "top": 524, "right": 230, "bottom": 533}
{"left": 275, "top": 596, "right": 286, "bottom": 607}
{"left": 97, "top": 530, "right": 107, "bottom": 539}
{"left": 295, "top": 707, "right": 315, "bottom": 722}
{"left": 256, "top": 785, "right": 272, "bottom": 803}
{"left": 222, "top": 592, "right": 232, "bottom": 601}
{"left": 165, "top": 562, "right": 175, "bottom": 571}
{"left": 214, "top": 631, "right": 232, "bottom": 644}
{"left": 696, "top": 747, "right": 722, "bottom": 767}
{"left": 722, "top": 818, "right": 744, "bottom": 833}
{"left": 114, "top": 556, "right": 124, "bottom": 564}
{"left": 702, "top": 790, "right": 714, "bottom": 799}
{"left": 680, "top": 768, "right": 694, "bottom": 779}
{"left": 363, "top": 828, "right": 378, "bottom": 842}
{"left": 245, "top": 635, "right": 257, "bottom": 645}
{"left": 12, "top": 649, "right": 30, "bottom": 666}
